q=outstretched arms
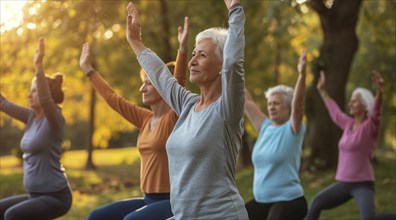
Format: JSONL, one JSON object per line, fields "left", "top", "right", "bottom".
{"left": 244, "top": 88, "right": 266, "bottom": 132}
{"left": 34, "top": 38, "right": 64, "bottom": 129}
{"left": 290, "top": 49, "right": 307, "bottom": 134}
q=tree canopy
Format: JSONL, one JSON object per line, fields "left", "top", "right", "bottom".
{"left": 1, "top": 0, "right": 395, "bottom": 168}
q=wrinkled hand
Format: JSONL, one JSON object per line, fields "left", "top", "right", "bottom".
{"left": 34, "top": 38, "right": 45, "bottom": 72}
{"left": 224, "top": 0, "right": 240, "bottom": 10}
{"left": 317, "top": 70, "right": 326, "bottom": 92}
{"left": 178, "top": 17, "right": 189, "bottom": 53}
{"left": 371, "top": 69, "right": 384, "bottom": 93}
{"left": 80, "top": 43, "right": 94, "bottom": 74}
{"left": 126, "top": 2, "right": 142, "bottom": 46}
{"left": 297, "top": 49, "right": 307, "bottom": 76}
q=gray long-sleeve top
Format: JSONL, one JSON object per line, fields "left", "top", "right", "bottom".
{"left": 0, "top": 72, "right": 68, "bottom": 193}
{"left": 137, "top": 5, "right": 248, "bottom": 220}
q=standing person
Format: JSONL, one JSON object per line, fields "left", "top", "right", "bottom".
{"left": 244, "top": 50, "right": 308, "bottom": 220}
{"left": 126, "top": 0, "right": 248, "bottom": 219}
{"left": 306, "top": 70, "right": 389, "bottom": 220}
{"left": 81, "top": 17, "right": 189, "bottom": 220}
{"left": 0, "top": 38, "right": 72, "bottom": 220}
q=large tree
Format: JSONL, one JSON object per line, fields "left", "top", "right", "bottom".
{"left": 304, "top": 0, "right": 363, "bottom": 170}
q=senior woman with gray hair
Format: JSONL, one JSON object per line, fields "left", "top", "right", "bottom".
{"left": 306, "top": 70, "right": 385, "bottom": 220}
{"left": 125, "top": 0, "right": 248, "bottom": 219}
{"left": 244, "top": 50, "right": 308, "bottom": 220}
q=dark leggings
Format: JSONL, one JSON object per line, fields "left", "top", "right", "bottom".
{"left": 245, "top": 196, "right": 307, "bottom": 220}
{"left": 306, "top": 181, "right": 376, "bottom": 220}
{"left": 0, "top": 186, "right": 72, "bottom": 220}
{"left": 87, "top": 193, "right": 172, "bottom": 220}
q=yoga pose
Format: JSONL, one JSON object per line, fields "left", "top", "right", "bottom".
{"left": 244, "top": 50, "right": 308, "bottom": 220}
{"left": 0, "top": 38, "right": 72, "bottom": 220}
{"left": 306, "top": 70, "right": 389, "bottom": 220}
{"left": 126, "top": 1, "right": 248, "bottom": 219}
{"left": 81, "top": 17, "right": 188, "bottom": 220}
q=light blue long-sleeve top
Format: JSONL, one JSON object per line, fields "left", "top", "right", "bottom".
{"left": 137, "top": 4, "right": 248, "bottom": 220}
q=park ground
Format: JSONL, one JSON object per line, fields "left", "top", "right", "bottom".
{"left": 1, "top": 147, "right": 395, "bottom": 220}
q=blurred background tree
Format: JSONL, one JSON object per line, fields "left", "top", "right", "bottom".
{"left": 1, "top": 0, "right": 395, "bottom": 171}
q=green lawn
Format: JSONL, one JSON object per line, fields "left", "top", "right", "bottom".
{"left": 1, "top": 147, "right": 395, "bottom": 219}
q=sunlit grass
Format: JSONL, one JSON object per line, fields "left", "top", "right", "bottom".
{"left": 1, "top": 147, "right": 395, "bottom": 219}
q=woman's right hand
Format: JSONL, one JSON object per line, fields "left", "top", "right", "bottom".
{"left": 79, "top": 43, "right": 94, "bottom": 74}
{"left": 178, "top": 17, "right": 189, "bottom": 53}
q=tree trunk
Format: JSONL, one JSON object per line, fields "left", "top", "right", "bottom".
{"left": 240, "top": 131, "right": 252, "bottom": 168}
{"left": 304, "top": 0, "right": 362, "bottom": 171}
{"left": 86, "top": 87, "right": 97, "bottom": 170}
{"left": 159, "top": 0, "right": 172, "bottom": 62}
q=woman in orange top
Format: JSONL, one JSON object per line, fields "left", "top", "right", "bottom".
{"left": 80, "top": 18, "right": 189, "bottom": 220}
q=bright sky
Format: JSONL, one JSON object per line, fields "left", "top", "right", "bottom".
{"left": 0, "top": 0, "right": 28, "bottom": 34}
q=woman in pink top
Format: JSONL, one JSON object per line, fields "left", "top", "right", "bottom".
{"left": 306, "top": 70, "right": 388, "bottom": 220}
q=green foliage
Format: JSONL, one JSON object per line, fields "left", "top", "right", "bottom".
{"left": 1, "top": 1, "right": 395, "bottom": 154}
{"left": 350, "top": 0, "right": 396, "bottom": 150}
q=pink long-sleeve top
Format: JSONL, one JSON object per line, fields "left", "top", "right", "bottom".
{"left": 325, "top": 97, "right": 382, "bottom": 182}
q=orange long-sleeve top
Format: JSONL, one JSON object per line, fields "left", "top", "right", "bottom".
{"left": 88, "top": 50, "right": 187, "bottom": 193}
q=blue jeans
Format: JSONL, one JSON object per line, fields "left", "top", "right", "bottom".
{"left": 0, "top": 186, "right": 72, "bottom": 220}
{"left": 306, "top": 181, "right": 376, "bottom": 220}
{"left": 87, "top": 193, "right": 172, "bottom": 220}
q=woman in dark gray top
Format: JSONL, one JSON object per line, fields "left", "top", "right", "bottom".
{"left": 0, "top": 38, "right": 72, "bottom": 220}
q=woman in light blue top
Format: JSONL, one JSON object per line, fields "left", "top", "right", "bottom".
{"left": 0, "top": 38, "right": 72, "bottom": 220}
{"left": 244, "top": 50, "right": 308, "bottom": 220}
{"left": 125, "top": 1, "right": 248, "bottom": 219}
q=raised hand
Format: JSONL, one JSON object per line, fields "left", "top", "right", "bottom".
{"left": 178, "top": 17, "right": 189, "bottom": 53}
{"left": 371, "top": 70, "right": 384, "bottom": 93}
{"left": 34, "top": 38, "right": 45, "bottom": 73}
{"left": 297, "top": 49, "right": 307, "bottom": 76}
{"left": 126, "top": 2, "right": 141, "bottom": 46}
{"left": 80, "top": 43, "right": 94, "bottom": 74}
{"left": 224, "top": 0, "right": 240, "bottom": 10}
{"left": 317, "top": 70, "right": 326, "bottom": 93}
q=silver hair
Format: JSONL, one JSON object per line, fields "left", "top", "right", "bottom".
{"left": 195, "top": 27, "right": 228, "bottom": 62}
{"left": 265, "top": 85, "right": 294, "bottom": 110}
{"left": 352, "top": 87, "right": 374, "bottom": 116}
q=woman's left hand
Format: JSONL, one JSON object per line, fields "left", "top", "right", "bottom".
{"left": 178, "top": 17, "right": 189, "bottom": 53}
{"left": 34, "top": 38, "right": 45, "bottom": 73}
{"left": 126, "top": 2, "right": 142, "bottom": 46}
{"left": 297, "top": 49, "right": 307, "bottom": 76}
{"left": 371, "top": 70, "right": 384, "bottom": 93}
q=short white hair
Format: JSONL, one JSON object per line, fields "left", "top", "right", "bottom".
{"left": 195, "top": 27, "right": 228, "bottom": 62}
{"left": 352, "top": 87, "right": 374, "bottom": 116}
{"left": 265, "top": 85, "right": 294, "bottom": 110}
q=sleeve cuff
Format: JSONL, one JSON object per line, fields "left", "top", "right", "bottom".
{"left": 229, "top": 3, "right": 242, "bottom": 13}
